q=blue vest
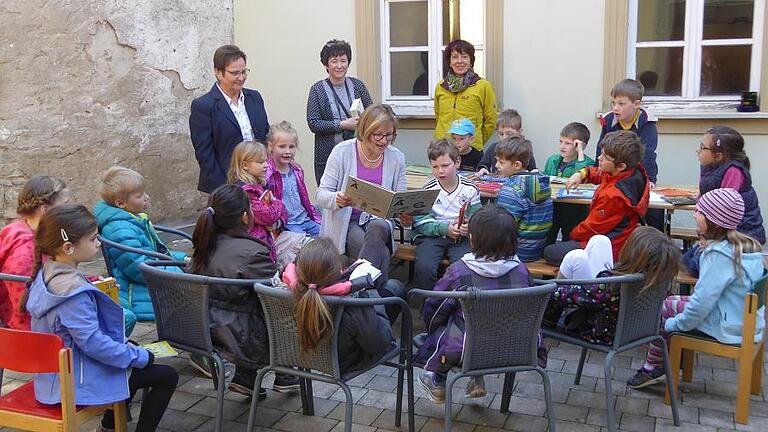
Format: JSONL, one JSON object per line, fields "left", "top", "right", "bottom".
{"left": 699, "top": 161, "right": 765, "bottom": 243}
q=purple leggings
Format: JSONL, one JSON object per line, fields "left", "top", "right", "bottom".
{"left": 642, "top": 295, "right": 690, "bottom": 370}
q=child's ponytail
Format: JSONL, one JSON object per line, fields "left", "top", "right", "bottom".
{"left": 19, "top": 245, "right": 45, "bottom": 313}
{"left": 725, "top": 229, "right": 761, "bottom": 282}
{"left": 295, "top": 280, "right": 333, "bottom": 353}
{"left": 706, "top": 126, "right": 751, "bottom": 169}
{"left": 293, "top": 238, "right": 344, "bottom": 354}
{"left": 191, "top": 185, "right": 253, "bottom": 274}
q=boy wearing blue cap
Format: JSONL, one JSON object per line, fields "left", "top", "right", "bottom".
{"left": 449, "top": 118, "right": 482, "bottom": 172}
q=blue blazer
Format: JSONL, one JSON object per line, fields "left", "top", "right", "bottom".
{"left": 189, "top": 84, "right": 269, "bottom": 193}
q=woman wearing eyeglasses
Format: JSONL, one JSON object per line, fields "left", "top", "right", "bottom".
{"left": 190, "top": 45, "right": 269, "bottom": 194}
{"left": 316, "top": 104, "right": 411, "bottom": 282}
{"left": 307, "top": 39, "right": 374, "bottom": 185}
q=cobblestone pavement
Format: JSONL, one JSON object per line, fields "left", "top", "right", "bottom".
{"left": 2, "top": 249, "right": 767, "bottom": 431}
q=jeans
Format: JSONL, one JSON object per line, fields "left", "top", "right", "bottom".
{"left": 286, "top": 219, "right": 322, "bottom": 237}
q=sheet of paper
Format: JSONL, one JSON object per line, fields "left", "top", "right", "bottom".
{"left": 349, "top": 259, "right": 382, "bottom": 281}
{"left": 649, "top": 191, "right": 666, "bottom": 204}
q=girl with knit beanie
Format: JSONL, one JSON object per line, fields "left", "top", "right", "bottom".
{"left": 628, "top": 188, "right": 765, "bottom": 389}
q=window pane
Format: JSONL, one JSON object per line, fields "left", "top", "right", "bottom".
{"left": 701, "top": 45, "right": 751, "bottom": 96}
{"left": 703, "top": 0, "right": 754, "bottom": 39}
{"left": 442, "top": 0, "right": 484, "bottom": 45}
{"left": 637, "top": 0, "right": 685, "bottom": 41}
{"left": 390, "top": 1, "right": 428, "bottom": 47}
{"left": 636, "top": 47, "right": 683, "bottom": 96}
{"left": 390, "top": 52, "right": 429, "bottom": 96}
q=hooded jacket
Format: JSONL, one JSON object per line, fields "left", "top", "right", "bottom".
{"left": 26, "top": 261, "right": 150, "bottom": 405}
{"left": 197, "top": 233, "right": 276, "bottom": 369}
{"left": 570, "top": 166, "right": 650, "bottom": 259}
{"left": 281, "top": 263, "right": 396, "bottom": 377}
{"left": 414, "top": 253, "right": 530, "bottom": 373}
{"left": 265, "top": 159, "right": 321, "bottom": 224}
{"left": 495, "top": 172, "right": 554, "bottom": 262}
{"left": 597, "top": 109, "right": 658, "bottom": 183}
{"left": 239, "top": 181, "right": 288, "bottom": 262}
{"left": 433, "top": 78, "right": 497, "bottom": 150}
{"left": 0, "top": 220, "right": 34, "bottom": 329}
{"left": 665, "top": 241, "right": 765, "bottom": 344}
{"left": 94, "top": 200, "right": 186, "bottom": 321}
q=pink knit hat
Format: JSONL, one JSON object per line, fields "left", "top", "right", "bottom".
{"left": 696, "top": 188, "right": 744, "bottom": 230}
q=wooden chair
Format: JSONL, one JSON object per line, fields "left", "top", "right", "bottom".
{"left": 0, "top": 327, "right": 128, "bottom": 432}
{"left": 665, "top": 270, "right": 768, "bottom": 424}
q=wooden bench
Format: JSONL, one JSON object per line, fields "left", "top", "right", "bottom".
{"left": 670, "top": 227, "right": 699, "bottom": 251}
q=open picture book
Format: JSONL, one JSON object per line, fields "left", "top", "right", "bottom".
{"left": 344, "top": 176, "right": 439, "bottom": 219}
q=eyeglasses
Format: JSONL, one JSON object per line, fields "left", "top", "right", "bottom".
{"left": 225, "top": 68, "right": 250, "bottom": 77}
{"left": 372, "top": 132, "right": 397, "bottom": 141}
{"left": 697, "top": 143, "right": 714, "bottom": 152}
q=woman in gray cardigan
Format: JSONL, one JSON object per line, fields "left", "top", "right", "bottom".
{"left": 306, "top": 39, "right": 373, "bottom": 184}
{"left": 316, "top": 104, "right": 411, "bottom": 282}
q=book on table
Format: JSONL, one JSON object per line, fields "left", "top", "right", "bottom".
{"left": 557, "top": 188, "right": 595, "bottom": 199}
{"left": 344, "top": 176, "right": 439, "bottom": 218}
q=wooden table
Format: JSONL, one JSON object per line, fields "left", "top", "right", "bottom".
{"left": 406, "top": 172, "right": 697, "bottom": 233}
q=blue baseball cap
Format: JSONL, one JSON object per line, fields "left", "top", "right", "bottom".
{"left": 448, "top": 118, "right": 475, "bottom": 136}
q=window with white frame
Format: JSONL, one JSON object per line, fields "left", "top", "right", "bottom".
{"left": 380, "top": 0, "right": 485, "bottom": 117}
{"left": 627, "top": 0, "right": 764, "bottom": 111}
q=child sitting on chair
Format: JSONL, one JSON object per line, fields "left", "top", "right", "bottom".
{"left": 94, "top": 166, "right": 186, "bottom": 322}
{"left": 628, "top": 189, "right": 765, "bottom": 389}
{"left": 416, "top": 204, "right": 534, "bottom": 403}
{"left": 543, "top": 227, "right": 680, "bottom": 345}
{"left": 281, "top": 238, "right": 404, "bottom": 376}
{"left": 23, "top": 204, "right": 178, "bottom": 432}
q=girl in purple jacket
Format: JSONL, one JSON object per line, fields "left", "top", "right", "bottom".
{"left": 265, "top": 121, "right": 321, "bottom": 236}
{"left": 227, "top": 141, "right": 308, "bottom": 270}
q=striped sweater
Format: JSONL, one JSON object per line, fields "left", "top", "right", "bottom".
{"left": 496, "top": 172, "right": 553, "bottom": 262}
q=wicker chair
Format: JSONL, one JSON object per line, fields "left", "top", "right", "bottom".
{"left": 247, "top": 282, "right": 414, "bottom": 432}
{"left": 538, "top": 273, "right": 681, "bottom": 432}
{"left": 139, "top": 260, "right": 265, "bottom": 432}
{"left": 410, "top": 283, "right": 558, "bottom": 432}
{"left": 99, "top": 224, "right": 191, "bottom": 278}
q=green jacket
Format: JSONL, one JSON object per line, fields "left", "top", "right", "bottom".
{"left": 542, "top": 154, "right": 595, "bottom": 177}
{"left": 433, "top": 79, "right": 497, "bottom": 151}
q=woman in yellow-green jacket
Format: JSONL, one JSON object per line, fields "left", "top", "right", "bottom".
{"left": 434, "top": 39, "right": 498, "bottom": 151}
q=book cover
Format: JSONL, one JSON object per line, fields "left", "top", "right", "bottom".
{"left": 142, "top": 341, "right": 179, "bottom": 358}
{"left": 345, "top": 176, "right": 438, "bottom": 218}
{"left": 557, "top": 188, "right": 595, "bottom": 199}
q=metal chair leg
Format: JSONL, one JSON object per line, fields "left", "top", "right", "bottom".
{"left": 339, "top": 382, "right": 354, "bottom": 432}
{"left": 213, "top": 356, "right": 226, "bottom": 432}
{"left": 500, "top": 372, "right": 515, "bottom": 413}
{"left": 604, "top": 352, "right": 616, "bottom": 432}
{"left": 536, "top": 369, "right": 557, "bottom": 432}
{"left": 444, "top": 374, "right": 457, "bottom": 432}
{"left": 395, "top": 366, "right": 404, "bottom": 427}
{"left": 246, "top": 367, "right": 271, "bottom": 432}
{"left": 574, "top": 347, "right": 588, "bottom": 385}
{"left": 660, "top": 338, "right": 681, "bottom": 426}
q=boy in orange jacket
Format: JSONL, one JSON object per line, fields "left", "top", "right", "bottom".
{"left": 542, "top": 130, "right": 650, "bottom": 264}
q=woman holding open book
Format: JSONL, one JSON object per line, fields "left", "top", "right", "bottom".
{"left": 306, "top": 39, "right": 374, "bottom": 184}
{"left": 316, "top": 104, "right": 411, "bottom": 282}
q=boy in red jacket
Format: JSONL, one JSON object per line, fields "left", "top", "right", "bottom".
{"left": 542, "top": 130, "right": 650, "bottom": 264}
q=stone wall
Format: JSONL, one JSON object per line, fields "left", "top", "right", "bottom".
{"left": 0, "top": 0, "right": 233, "bottom": 224}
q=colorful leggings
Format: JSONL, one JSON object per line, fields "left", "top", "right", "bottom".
{"left": 643, "top": 295, "right": 690, "bottom": 371}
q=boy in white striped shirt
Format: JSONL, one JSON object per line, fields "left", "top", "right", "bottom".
{"left": 412, "top": 139, "right": 481, "bottom": 290}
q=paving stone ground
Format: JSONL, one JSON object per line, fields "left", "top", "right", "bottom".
{"left": 3, "top": 231, "right": 767, "bottom": 431}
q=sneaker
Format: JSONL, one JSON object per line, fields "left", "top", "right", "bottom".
{"left": 228, "top": 380, "right": 267, "bottom": 400}
{"left": 272, "top": 373, "right": 300, "bottom": 393}
{"left": 418, "top": 371, "right": 446, "bottom": 403}
{"left": 465, "top": 376, "right": 486, "bottom": 398}
{"left": 627, "top": 367, "right": 666, "bottom": 390}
